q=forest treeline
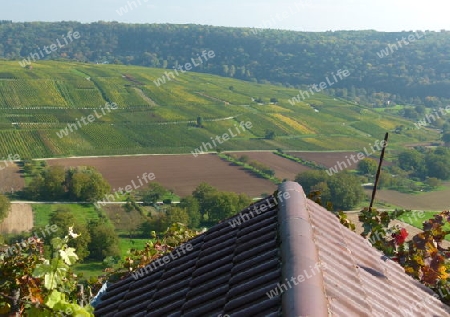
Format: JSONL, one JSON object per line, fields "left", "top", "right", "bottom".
{"left": 1, "top": 21, "right": 450, "bottom": 104}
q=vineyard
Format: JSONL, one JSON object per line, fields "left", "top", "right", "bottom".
{"left": 0, "top": 60, "right": 437, "bottom": 158}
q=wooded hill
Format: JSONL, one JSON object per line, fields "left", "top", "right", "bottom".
{"left": 1, "top": 22, "right": 449, "bottom": 105}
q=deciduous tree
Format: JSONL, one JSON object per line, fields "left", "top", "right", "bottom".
{"left": 88, "top": 219, "right": 120, "bottom": 260}
{"left": 295, "top": 170, "right": 329, "bottom": 194}
{"left": 326, "top": 173, "right": 365, "bottom": 210}
{"left": 204, "top": 191, "right": 252, "bottom": 223}
{"left": 192, "top": 182, "right": 217, "bottom": 219}
{"left": 142, "top": 182, "right": 168, "bottom": 206}
{"left": 357, "top": 158, "right": 378, "bottom": 175}
{"left": 179, "top": 196, "right": 202, "bottom": 228}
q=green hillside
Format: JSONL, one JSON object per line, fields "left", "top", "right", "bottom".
{"left": 0, "top": 61, "right": 436, "bottom": 158}
{"left": 2, "top": 22, "right": 450, "bottom": 105}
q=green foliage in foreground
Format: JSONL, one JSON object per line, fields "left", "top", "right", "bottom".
{"left": 0, "top": 229, "right": 94, "bottom": 316}
{"left": 0, "top": 223, "right": 198, "bottom": 316}
{"left": 396, "top": 211, "right": 450, "bottom": 232}
{"left": 352, "top": 208, "right": 450, "bottom": 305}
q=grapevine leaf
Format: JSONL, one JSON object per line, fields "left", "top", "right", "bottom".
{"left": 45, "top": 290, "right": 63, "bottom": 308}
{"left": 59, "top": 247, "right": 78, "bottom": 265}
{"left": 33, "top": 263, "right": 52, "bottom": 277}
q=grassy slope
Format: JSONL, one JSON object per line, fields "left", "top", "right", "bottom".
{"left": 0, "top": 61, "right": 436, "bottom": 158}
{"left": 32, "top": 203, "right": 99, "bottom": 227}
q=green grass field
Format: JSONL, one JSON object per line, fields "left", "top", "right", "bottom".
{"left": 73, "top": 238, "right": 155, "bottom": 281}
{"left": 72, "top": 261, "right": 108, "bottom": 281}
{"left": 397, "top": 211, "right": 450, "bottom": 229}
{"left": 0, "top": 61, "right": 437, "bottom": 158}
{"left": 32, "top": 203, "right": 99, "bottom": 228}
{"left": 118, "top": 238, "right": 154, "bottom": 255}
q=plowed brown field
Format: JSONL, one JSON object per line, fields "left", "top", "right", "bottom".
{"left": 232, "top": 151, "right": 310, "bottom": 180}
{"left": 287, "top": 151, "right": 392, "bottom": 170}
{"left": 0, "top": 203, "right": 33, "bottom": 234}
{"left": 0, "top": 163, "right": 25, "bottom": 194}
{"left": 47, "top": 154, "right": 277, "bottom": 197}
{"left": 287, "top": 151, "right": 362, "bottom": 169}
{"left": 367, "top": 188, "right": 450, "bottom": 211}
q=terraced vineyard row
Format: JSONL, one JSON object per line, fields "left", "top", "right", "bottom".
{"left": 0, "top": 130, "right": 51, "bottom": 157}
{"left": 0, "top": 60, "right": 438, "bottom": 158}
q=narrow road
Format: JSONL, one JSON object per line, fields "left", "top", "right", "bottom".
{"left": 10, "top": 201, "right": 142, "bottom": 204}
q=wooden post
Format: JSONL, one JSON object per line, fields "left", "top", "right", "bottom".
{"left": 369, "top": 132, "right": 389, "bottom": 210}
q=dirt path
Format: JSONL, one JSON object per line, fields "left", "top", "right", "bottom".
{"left": 133, "top": 87, "right": 158, "bottom": 107}
{"left": 194, "top": 91, "right": 230, "bottom": 104}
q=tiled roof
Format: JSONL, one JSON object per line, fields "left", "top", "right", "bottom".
{"left": 95, "top": 195, "right": 282, "bottom": 317}
{"left": 95, "top": 181, "right": 450, "bottom": 317}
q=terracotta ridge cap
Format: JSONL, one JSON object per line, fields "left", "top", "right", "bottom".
{"left": 278, "top": 181, "right": 329, "bottom": 317}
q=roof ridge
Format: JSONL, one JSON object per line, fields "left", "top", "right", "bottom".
{"left": 278, "top": 181, "right": 329, "bottom": 317}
